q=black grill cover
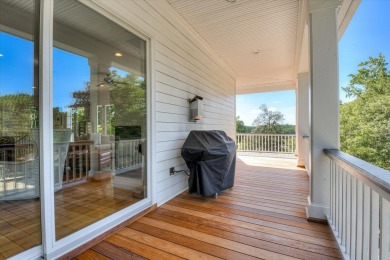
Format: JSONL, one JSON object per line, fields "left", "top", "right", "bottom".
{"left": 181, "top": 130, "right": 236, "bottom": 196}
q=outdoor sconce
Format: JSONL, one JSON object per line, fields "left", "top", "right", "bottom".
{"left": 189, "top": 95, "right": 204, "bottom": 122}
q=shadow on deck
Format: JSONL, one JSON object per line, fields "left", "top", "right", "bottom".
{"left": 75, "top": 156, "right": 342, "bottom": 259}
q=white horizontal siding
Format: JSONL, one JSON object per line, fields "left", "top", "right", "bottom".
{"left": 93, "top": 0, "right": 236, "bottom": 205}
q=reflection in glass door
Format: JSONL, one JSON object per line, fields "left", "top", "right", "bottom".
{"left": 53, "top": 0, "right": 147, "bottom": 240}
{"left": 0, "top": 0, "right": 41, "bottom": 258}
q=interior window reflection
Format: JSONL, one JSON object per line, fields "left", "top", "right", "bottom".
{"left": 53, "top": 0, "right": 147, "bottom": 240}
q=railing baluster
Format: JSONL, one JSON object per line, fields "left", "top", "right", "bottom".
{"left": 345, "top": 171, "right": 351, "bottom": 254}
{"left": 363, "top": 184, "right": 371, "bottom": 259}
{"left": 338, "top": 168, "right": 344, "bottom": 240}
{"left": 350, "top": 174, "right": 357, "bottom": 259}
{"left": 268, "top": 135, "right": 270, "bottom": 152}
{"left": 331, "top": 160, "right": 335, "bottom": 224}
{"left": 356, "top": 179, "right": 364, "bottom": 259}
{"left": 78, "top": 145, "right": 83, "bottom": 179}
{"left": 370, "top": 190, "right": 379, "bottom": 259}
{"left": 342, "top": 169, "right": 347, "bottom": 248}
{"left": 85, "top": 144, "right": 89, "bottom": 179}
{"left": 121, "top": 141, "right": 124, "bottom": 168}
{"left": 72, "top": 144, "right": 76, "bottom": 181}
{"left": 381, "top": 198, "right": 390, "bottom": 259}
{"left": 335, "top": 164, "right": 340, "bottom": 235}
{"left": 261, "top": 135, "right": 264, "bottom": 152}
{"left": 65, "top": 146, "right": 70, "bottom": 182}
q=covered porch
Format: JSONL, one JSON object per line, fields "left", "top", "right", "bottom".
{"left": 2, "top": 0, "right": 390, "bottom": 259}
{"left": 74, "top": 156, "right": 342, "bottom": 259}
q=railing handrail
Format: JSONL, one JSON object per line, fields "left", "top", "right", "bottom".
{"left": 324, "top": 148, "right": 390, "bottom": 201}
{"left": 236, "top": 133, "right": 295, "bottom": 136}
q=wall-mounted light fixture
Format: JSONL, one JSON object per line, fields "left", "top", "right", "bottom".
{"left": 189, "top": 95, "right": 203, "bottom": 122}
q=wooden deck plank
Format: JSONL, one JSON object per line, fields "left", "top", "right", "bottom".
{"left": 155, "top": 206, "right": 333, "bottom": 240}
{"left": 159, "top": 204, "right": 337, "bottom": 248}
{"left": 91, "top": 241, "right": 132, "bottom": 259}
{"left": 145, "top": 211, "right": 340, "bottom": 259}
{"left": 73, "top": 156, "right": 342, "bottom": 259}
{"left": 74, "top": 249, "right": 110, "bottom": 260}
{"left": 105, "top": 234, "right": 184, "bottom": 260}
{"left": 128, "top": 221, "right": 260, "bottom": 260}
{"left": 119, "top": 227, "right": 222, "bottom": 259}
{"left": 172, "top": 195, "right": 308, "bottom": 223}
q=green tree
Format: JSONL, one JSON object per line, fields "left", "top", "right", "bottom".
{"left": 340, "top": 53, "right": 390, "bottom": 170}
{"left": 252, "top": 104, "right": 285, "bottom": 134}
{"left": 70, "top": 84, "right": 91, "bottom": 122}
{"left": 236, "top": 116, "right": 247, "bottom": 133}
{"left": 279, "top": 124, "right": 296, "bottom": 134}
{"left": 0, "top": 93, "right": 33, "bottom": 135}
{"left": 107, "top": 70, "right": 146, "bottom": 136}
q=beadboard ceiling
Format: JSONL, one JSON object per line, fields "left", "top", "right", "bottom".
{"left": 166, "top": 0, "right": 300, "bottom": 94}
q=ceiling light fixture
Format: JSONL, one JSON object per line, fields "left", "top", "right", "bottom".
{"left": 115, "top": 52, "right": 123, "bottom": 57}
{"left": 250, "top": 50, "right": 261, "bottom": 55}
{"left": 226, "top": 0, "right": 236, "bottom": 2}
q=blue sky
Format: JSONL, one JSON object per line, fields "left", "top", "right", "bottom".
{"left": 236, "top": 90, "right": 296, "bottom": 125}
{"left": 0, "top": 33, "right": 130, "bottom": 112}
{"left": 0, "top": 33, "right": 90, "bottom": 111}
{"left": 0, "top": 32, "right": 34, "bottom": 95}
{"left": 237, "top": 0, "right": 390, "bottom": 126}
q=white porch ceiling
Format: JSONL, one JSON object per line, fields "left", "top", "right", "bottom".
{"left": 166, "top": 0, "right": 300, "bottom": 94}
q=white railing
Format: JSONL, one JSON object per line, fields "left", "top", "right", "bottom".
{"left": 63, "top": 141, "right": 93, "bottom": 185}
{"left": 325, "top": 149, "right": 390, "bottom": 260}
{"left": 236, "top": 134, "right": 296, "bottom": 153}
{"left": 114, "top": 139, "right": 144, "bottom": 173}
{"left": 0, "top": 134, "right": 39, "bottom": 200}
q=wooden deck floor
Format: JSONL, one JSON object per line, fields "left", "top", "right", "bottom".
{"left": 76, "top": 156, "right": 342, "bottom": 259}
{"left": 0, "top": 179, "right": 141, "bottom": 259}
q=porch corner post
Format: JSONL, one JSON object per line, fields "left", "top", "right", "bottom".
{"left": 307, "top": 0, "right": 340, "bottom": 221}
{"left": 296, "top": 72, "right": 310, "bottom": 168}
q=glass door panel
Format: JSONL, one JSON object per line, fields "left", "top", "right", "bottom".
{"left": 0, "top": 0, "right": 41, "bottom": 258}
{"left": 53, "top": 0, "right": 147, "bottom": 240}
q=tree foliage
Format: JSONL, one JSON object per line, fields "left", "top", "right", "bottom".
{"left": 0, "top": 93, "right": 33, "bottom": 135}
{"left": 71, "top": 84, "right": 91, "bottom": 122}
{"left": 108, "top": 70, "right": 146, "bottom": 129}
{"left": 340, "top": 54, "right": 390, "bottom": 170}
{"left": 252, "top": 104, "right": 285, "bottom": 134}
{"left": 236, "top": 116, "right": 248, "bottom": 133}
{"left": 278, "top": 124, "right": 296, "bottom": 134}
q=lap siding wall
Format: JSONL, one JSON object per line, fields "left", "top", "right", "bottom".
{"left": 93, "top": 0, "right": 236, "bottom": 205}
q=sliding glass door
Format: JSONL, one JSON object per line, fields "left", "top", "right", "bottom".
{"left": 52, "top": 0, "right": 147, "bottom": 240}
{"left": 0, "top": 0, "right": 149, "bottom": 257}
{"left": 0, "top": 0, "right": 41, "bottom": 258}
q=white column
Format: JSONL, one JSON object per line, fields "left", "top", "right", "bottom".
{"left": 88, "top": 59, "right": 110, "bottom": 135}
{"left": 296, "top": 72, "right": 310, "bottom": 167}
{"left": 307, "top": 0, "right": 340, "bottom": 221}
